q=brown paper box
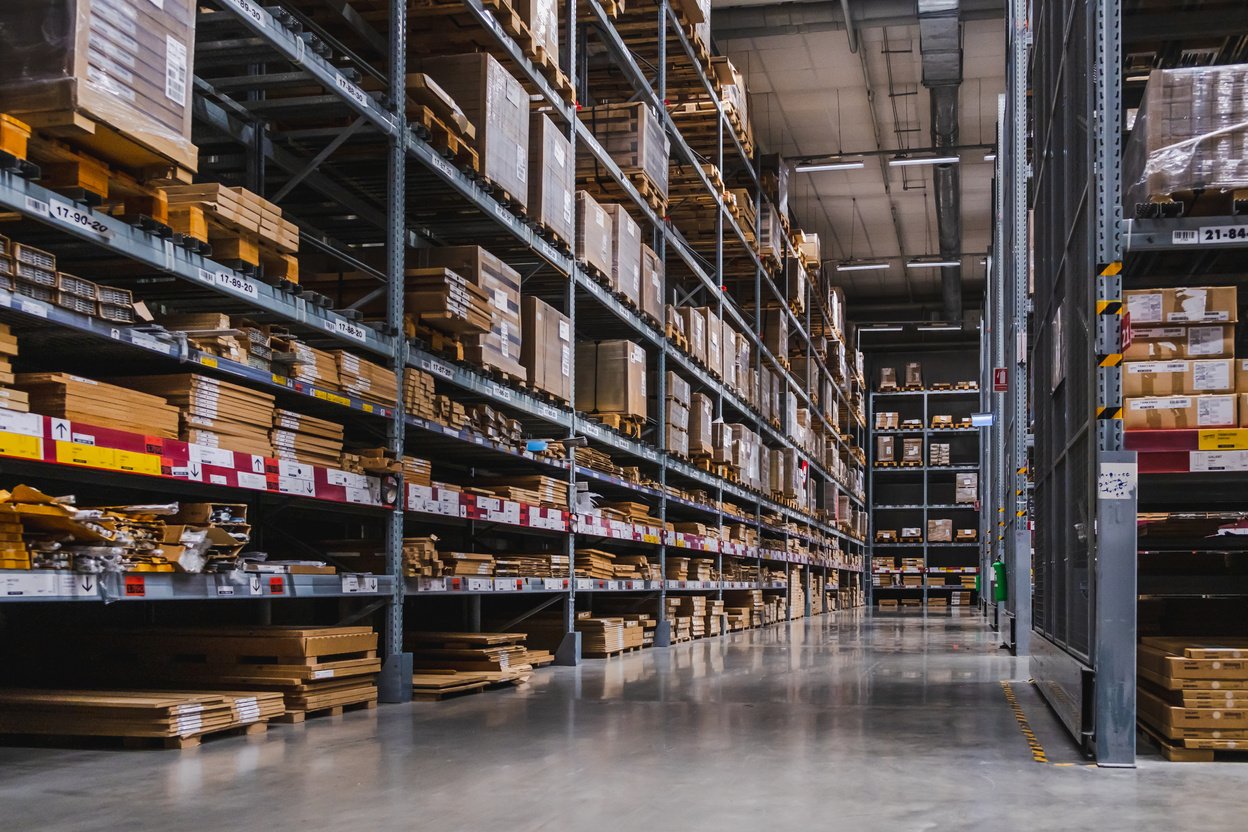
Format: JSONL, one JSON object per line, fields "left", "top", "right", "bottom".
{"left": 1124, "top": 394, "right": 1237, "bottom": 429}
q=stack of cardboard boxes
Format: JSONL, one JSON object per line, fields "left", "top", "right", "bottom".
{"left": 1124, "top": 286, "right": 1239, "bottom": 429}
{"left": 520, "top": 297, "right": 573, "bottom": 406}
{"left": 576, "top": 340, "right": 647, "bottom": 419}
{"left": 660, "top": 371, "right": 691, "bottom": 458}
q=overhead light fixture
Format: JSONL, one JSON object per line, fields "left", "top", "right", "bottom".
{"left": 836, "top": 261, "right": 890, "bottom": 272}
{"left": 906, "top": 258, "right": 962, "bottom": 269}
{"left": 866, "top": 325, "right": 904, "bottom": 332}
{"left": 888, "top": 155, "right": 960, "bottom": 167}
{"left": 984, "top": 152, "right": 997, "bottom": 162}
{"left": 795, "top": 160, "right": 866, "bottom": 173}
{"left": 917, "top": 323, "right": 963, "bottom": 331}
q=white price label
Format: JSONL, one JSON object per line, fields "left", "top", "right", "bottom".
{"left": 48, "top": 199, "right": 111, "bottom": 239}
{"left": 130, "top": 332, "right": 173, "bottom": 355}
{"left": 491, "top": 383, "right": 513, "bottom": 401}
{"left": 279, "top": 475, "right": 316, "bottom": 496}
{"left": 237, "top": 471, "right": 269, "bottom": 490}
{"left": 215, "top": 583, "right": 236, "bottom": 597}
{"left": 432, "top": 157, "right": 456, "bottom": 180}
{"left": 334, "top": 318, "right": 368, "bottom": 342}
{"left": 18, "top": 299, "right": 48, "bottom": 318}
{"left": 225, "top": 0, "right": 267, "bottom": 26}
{"left": 216, "top": 270, "right": 258, "bottom": 299}
{"left": 1199, "top": 225, "right": 1248, "bottom": 244}
{"left": 422, "top": 358, "right": 453, "bottom": 380}
{"left": 341, "top": 575, "right": 379, "bottom": 594}
{"left": 334, "top": 74, "right": 372, "bottom": 111}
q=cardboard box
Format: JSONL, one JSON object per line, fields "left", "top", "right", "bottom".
{"left": 521, "top": 296, "right": 572, "bottom": 405}
{"left": 1123, "top": 359, "right": 1235, "bottom": 396}
{"left": 711, "top": 421, "right": 733, "bottom": 463}
{"left": 879, "top": 367, "right": 897, "bottom": 390}
{"left": 763, "top": 307, "right": 788, "bottom": 358}
{"left": 955, "top": 473, "right": 978, "bottom": 504}
{"left": 0, "top": 0, "right": 199, "bottom": 171}
{"left": 702, "top": 308, "right": 722, "bottom": 377}
{"left": 904, "top": 362, "right": 922, "bottom": 388}
{"left": 513, "top": 0, "right": 559, "bottom": 68}
{"left": 1124, "top": 394, "right": 1237, "bottom": 429}
{"left": 528, "top": 113, "right": 575, "bottom": 247}
{"left": 576, "top": 340, "right": 646, "bottom": 417}
{"left": 666, "top": 424, "right": 688, "bottom": 458}
{"left": 422, "top": 54, "right": 528, "bottom": 209}
{"left": 1126, "top": 286, "right": 1238, "bottom": 325}
{"left": 902, "top": 438, "right": 923, "bottom": 464}
{"left": 1234, "top": 359, "right": 1248, "bottom": 392}
{"left": 1125, "top": 325, "right": 1234, "bottom": 360}
{"left": 605, "top": 204, "right": 641, "bottom": 307}
{"left": 578, "top": 102, "right": 669, "bottom": 198}
{"left": 679, "top": 306, "right": 707, "bottom": 363}
{"left": 576, "top": 191, "right": 614, "bottom": 279}
{"left": 689, "top": 393, "right": 713, "bottom": 456}
{"left": 721, "top": 319, "right": 738, "bottom": 389}
{"left": 927, "top": 519, "right": 953, "bottom": 543}
{"left": 876, "top": 435, "right": 895, "bottom": 463}
{"left": 640, "top": 244, "right": 664, "bottom": 322}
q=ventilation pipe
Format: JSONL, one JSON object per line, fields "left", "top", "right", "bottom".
{"left": 918, "top": 0, "right": 964, "bottom": 323}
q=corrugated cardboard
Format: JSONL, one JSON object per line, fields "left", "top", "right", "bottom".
{"left": 876, "top": 435, "right": 895, "bottom": 463}
{"left": 521, "top": 296, "right": 572, "bottom": 405}
{"left": 576, "top": 340, "right": 646, "bottom": 417}
{"left": 955, "top": 473, "right": 978, "bottom": 504}
{"left": 679, "top": 307, "right": 707, "bottom": 364}
{"left": 1125, "top": 394, "right": 1238, "bottom": 429}
{"left": 690, "top": 393, "right": 713, "bottom": 456}
{"left": 528, "top": 113, "right": 574, "bottom": 246}
{"left": 416, "top": 246, "right": 524, "bottom": 378}
{"left": 927, "top": 519, "right": 952, "bottom": 543}
{"left": 1123, "top": 359, "right": 1235, "bottom": 396}
{"left": 702, "top": 308, "right": 722, "bottom": 377}
{"left": 422, "top": 54, "right": 528, "bottom": 208}
{"left": 605, "top": 204, "right": 641, "bottom": 307}
{"left": 902, "top": 438, "right": 923, "bottom": 464}
{"left": 1126, "top": 286, "right": 1238, "bottom": 325}
{"left": 640, "top": 244, "right": 664, "bottom": 322}
{"left": 576, "top": 191, "right": 613, "bottom": 279}
{"left": 1125, "top": 325, "right": 1234, "bottom": 360}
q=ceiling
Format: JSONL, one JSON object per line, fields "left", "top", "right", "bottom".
{"left": 713, "top": 0, "right": 1006, "bottom": 318}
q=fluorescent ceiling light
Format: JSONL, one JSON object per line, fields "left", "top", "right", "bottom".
{"left": 866, "top": 325, "right": 904, "bottom": 332}
{"left": 888, "top": 155, "right": 960, "bottom": 167}
{"left": 970, "top": 412, "right": 994, "bottom": 427}
{"left": 836, "top": 261, "right": 890, "bottom": 272}
{"left": 983, "top": 152, "right": 997, "bottom": 161}
{"left": 795, "top": 160, "right": 866, "bottom": 172}
{"left": 906, "top": 259, "right": 961, "bottom": 269}
{"left": 917, "top": 324, "right": 963, "bottom": 331}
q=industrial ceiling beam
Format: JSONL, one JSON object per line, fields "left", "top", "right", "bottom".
{"left": 711, "top": 0, "right": 1005, "bottom": 41}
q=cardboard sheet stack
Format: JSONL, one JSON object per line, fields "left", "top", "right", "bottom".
{"left": 332, "top": 351, "right": 397, "bottom": 407}
{"left": 479, "top": 475, "right": 569, "bottom": 508}
{"left": 158, "top": 312, "right": 272, "bottom": 372}
{"left": 0, "top": 323, "right": 26, "bottom": 413}
{"left": 1138, "top": 637, "right": 1248, "bottom": 757}
{"left": 117, "top": 374, "right": 275, "bottom": 457}
{"left": 0, "top": 689, "right": 285, "bottom": 747}
{"left": 438, "top": 551, "right": 496, "bottom": 577}
{"left": 577, "top": 614, "right": 645, "bottom": 656}
{"left": 402, "top": 536, "right": 441, "bottom": 577}
{"left": 575, "top": 548, "right": 617, "bottom": 580}
{"left": 15, "top": 373, "right": 181, "bottom": 438}
{"left": 403, "top": 367, "right": 438, "bottom": 421}
{"left": 271, "top": 409, "right": 344, "bottom": 468}
{"left": 164, "top": 183, "right": 299, "bottom": 274}
{"left": 273, "top": 337, "right": 340, "bottom": 390}
{"left": 70, "top": 626, "right": 380, "bottom": 718}
{"left": 494, "top": 551, "right": 569, "bottom": 578}
{"left": 404, "top": 456, "right": 433, "bottom": 487}
{"left": 405, "top": 267, "right": 492, "bottom": 336}
{"left": 407, "top": 631, "right": 536, "bottom": 693}
{"left": 613, "top": 554, "right": 657, "bottom": 580}
{"left": 724, "top": 589, "right": 765, "bottom": 627}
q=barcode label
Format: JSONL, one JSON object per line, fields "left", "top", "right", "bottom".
{"left": 1172, "top": 229, "right": 1199, "bottom": 245}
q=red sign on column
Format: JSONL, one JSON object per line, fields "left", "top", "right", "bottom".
{"left": 993, "top": 367, "right": 1008, "bottom": 391}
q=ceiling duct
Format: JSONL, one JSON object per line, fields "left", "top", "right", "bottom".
{"left": 918, "top": 0, "right": 965, "bottom": 323}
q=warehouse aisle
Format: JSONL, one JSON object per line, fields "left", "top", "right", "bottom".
{"left": 4, "top": 612, "right": 1248, "bottom": 831}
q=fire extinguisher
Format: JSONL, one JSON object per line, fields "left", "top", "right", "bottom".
{"left": 991, "top": 560, "right": 1008, "bottom": 602}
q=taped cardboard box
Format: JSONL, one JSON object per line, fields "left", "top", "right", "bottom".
{"left": 521, "top": 296, "right": 572, "bottom": 405}
{"left": 665, "top": 424, "right": 688, "bottom": 458}
{"left": 575, "top": 191, "right": 614, "bottom": 279}
{"left": 605, "top": 204, "right": 641, "bottom": 307}
{"left": 1233, "top": 360, "right": 1248, "bottom": 392}
{"left": 575, "top": 340, "right": 646, "bottom": 418}
{"left": 0, "top": 0, "right": 199, "bottom": 171}
{"left": 879, "top": 367, "right": 897, "bottom": 390}
{"left": 1125, "top": 286, "right": 1238, "bottom": 325}
{"left": 689, "top": 392, "right": 713, "bottom": 456}
{"left": 702, "top": 308, "right": 722, "bottom": 377}
{"left": 640, "top": 244, "right": 664, "bottom": 322}
{"left": 762, "top": 307, "right": 788, "bottom": 358}
{"left": 902, "top": 438, "right": 923, "bottom": 464}
{"left": 927, "top": 519, "right": 953, "bottom": 543}
{"left": 955, "top": 472, "right": 978, "bottom": 504}
{"left": 528, "top": 113, "right": 575, "bottom": 247}
{"left": 1123, "top": 358, "right": 1235, "bottom": 396}
{"left": 904, "top": 362, "right": 922, "bottom": 388}
{"left": 721, "top": 319, "right": 738, "bottom": 389}
{"left": 876, "top": 435, "right": 895, "bottom": 463}
{"left": 1124, "top": 325, "right": 1233, "bottom": 361}
{"left": 422, "top": 53, "right": 528, "bottom": 209}
{"left": 679, "top": 306, "right": 707, "bottom": 364}
{"left": 1124, "top": 394, "right": 1237, "bottom": 429}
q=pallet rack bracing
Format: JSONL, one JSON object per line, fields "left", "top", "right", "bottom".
{"left": 0, "top": 0, "right": 868, "bottom": 695}
{"left": 867, "top": 383, "right": 982, "bottom": 611}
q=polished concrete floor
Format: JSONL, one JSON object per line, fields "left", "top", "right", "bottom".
{"left": 4, "top": 610, "right": 1248, "bottom": 830}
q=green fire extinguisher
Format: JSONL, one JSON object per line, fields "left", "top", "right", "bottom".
{"left": 991, "top": 560, "right": 1008, "bottom": 602}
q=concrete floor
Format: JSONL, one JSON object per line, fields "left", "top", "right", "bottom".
{"left": 3, "top": 610, "right": 1248, "bottom": 830}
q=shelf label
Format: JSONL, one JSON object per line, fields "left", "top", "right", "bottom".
{"left": 431, "top": 156, "right": 457, "bottom": 180}
{"left": 279, "top": 475, "right": 316, "bottom": 496}
{"left": 345, "top": 485, "right": 379, "bottom": 505}
{"left": 215, "top": 582, "right": 236, "bottom": 597}
{"left": 341, "top": 574, "right": 379, "bottom": 594}
{"left": 334, "top": 74, "right": 372, "bottom": 111}
{"left": 32, "top": 196, "right": 112, "bottom": 240}
{"left": 215, "top": 270, "right": 259, "bottom": 299}
{"left": 237, "top": 471, "right": 269, "bottom": 490}
{"left": 189, "top": 444, "right": 235, "bottom": 468}
{"left": 420, "top": 358, "right": 453, "bottom": 381}
{"left": 224, "top": 0, "right": 267, "bottom": 27}
{"left": 18, "top": 298, "right": 48, "bottom": 318}
{"left": 331, "top": 318, "right": 368, "bottom": 342}
{"left": 131, "top": 332, "right": 173, "bottom": 355}
{"left": 124, "top": 575, "right": 146, "bottom": 597}
{"left": 0, "top": 431, "right": 42, "bottom": 461}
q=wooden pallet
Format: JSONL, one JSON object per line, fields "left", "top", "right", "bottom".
{"left": 902, "top": 384, "right": 924, "bottom": 392}
{"left": 273, "top": 697, "right": 378, "bottom": 724}
{"left": 954, "top": 381, "right": 979, "bottom": 390}
{"left": 411, "top": 104, "right": 479, "bottom": 173}
{"left": 407, "top": 317, "right": 467, "bottom": 362}
{"left": 0, "top": 721, "right": 269, "bottom": 752}
{"left": 584, "top": 644, "right": 645, "bottom": 658}
{"left": 929, "top": 382, "right": 953, "bottom": 390}
{"left": 411, "top": 670, "right": 492, "bottom": 701}
{"left": 1133, "top": 188, "right": 1248, "bottom": 219}
{"left": 594, "top": 411, "right": 645, "bottom": 439}
{"left": 665, "top": 323, "right": 689, "bottom": 352}
{"left": 1139, "top": 723, "right": 1248, "bottom": 762}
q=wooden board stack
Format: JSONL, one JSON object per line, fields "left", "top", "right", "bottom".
{"left": 724, "top": 589, "right": 764, "bottom": 627}
{"left": 403, "top": 368, "right": 438, "bottom": 420}
{"left": 333, "top": 351, "right": 398, "bottom": 407}
{"left": 613, "top": 554, "right": 657, "bottom": 580}
{"left": 402, "top": 536, "right": 442, "bottom": 577}
{"left": 1138, "top": 637, "right": 1248, "bottom": 760}
{"left": 158, "top": 312, "right": 272, "bottom": 371}
{"left": 404, "top": 456, "right": 433, "bottom": 487}
{"left": 71, "top": 626, "right": 380, "bottom": 721}
{"left": 439, "top": 551, "right": 496, "bottom": 576}
{"left": 164, "top": 184, "right": 299, "bottom": 279}
{"left": 494, "top": 552, "right": 569, "bottom": 578}
{"left": 274, "top": 337, "right": 340, "bottom": 390}
{"left": 479, "top": 475, "right": 570, "bottom": 508}
{"left": 407, "top": 631, "right": 535, "bottom": 691}
{"left": 577, "top": 615, "right": 645, "bottom": 657}
{"left": 0, "top": 322, "right": 26, "bottom": 413}
{"left": 271, "top": 409, "right": 345, "bottom": 468}
{"left": 117, "top": 373, "right": 276, "bottom": 457}
{"left": 0, "top": 689, "right": 285, "bottom": 749}
{"left": 15, "top": 372, "right": 181, "bottom": 437}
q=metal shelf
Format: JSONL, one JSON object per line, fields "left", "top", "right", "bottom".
{"left": 1124, "top": 217, "right": 1248, "bottom": 252}
{"left": 0, "top": 570, "right": 395, "bottom": 603}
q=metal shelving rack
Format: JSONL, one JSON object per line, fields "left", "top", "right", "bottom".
{"left": 0, "top": 0, "right": 869, "bottom": 692}
{"left": 868, "top": 388, "right": 981, "bottom": 608}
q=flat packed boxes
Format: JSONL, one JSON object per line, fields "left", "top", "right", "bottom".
{"left": 164, "top": 184, "right": 299, "bottom": 277}
{"left": 271, "top": 409, "right": 344, "bottom": 468}
{"left": 405, "top": 267, "right": 492, "bottom": 336}
{"left": 15, "top": 372, "right": 180, "bottom": 438}
{"left": 116, "top": 373, "right": 275, "bottom": 457}
{"left": 1138, "top": 637, "right": 1248, "bottom": 759}
{"left": 333, "top": 350, "right": 398, "bottom": 407}
{"left": 407, "top": 631, "right": 537, "bottom": 693}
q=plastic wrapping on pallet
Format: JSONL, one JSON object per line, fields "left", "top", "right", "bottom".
{"left": 0, "top": 0, "right": 198, "bottom": 170}
{"left": 514, "top": 0, "right": 559, "bottom": 68}
{"left": 1123, "top": 64, "right": 1248, "bottom": 210}
{"left": 422, "top": 53, "right": 528, "bottom": 209}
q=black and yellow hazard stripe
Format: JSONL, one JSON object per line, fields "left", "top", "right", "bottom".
{"left": 1096, "top": 405, "right": 1123, "bottom": 420}
{"left": 1096, "top": 299, "right": 1124, "bottom": 315}
{"left": 1097, "top": 261, "right": 1123, "bottom": 277}
{"left": 1097, "top": 352, "right": 1123, "bottom": 367}
{"left": 1000, "top": 681, "right": 1048, "bottom": 763}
